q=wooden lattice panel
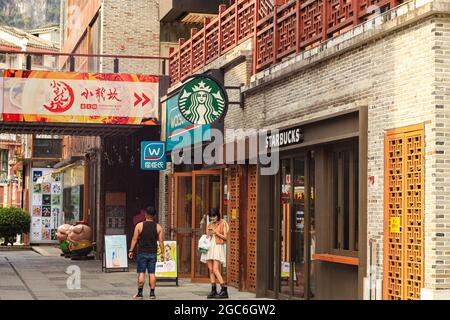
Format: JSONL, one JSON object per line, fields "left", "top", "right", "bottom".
{"left": 221, "top": 6, "right": 237, "bottom": 53}
{"left": 237, "top": 0, "right": 256, "bottom": 42}
{"left": 384, "top": 125, "right": 424, "bottom": 300}
{"left": 300, "top": 0, "right": 324, "bottom": 48}
{"left": 247, "top": 165, "right": 258, "bottom": 292}
{"left": 256, "top": 19, "right": 274, "bottom": 70}
{"left": 258, "top": 0, "right": 275, "bottom": 19}
{"left": 404, "top": 133, "right": 423, "bottom": 300}
{"left": 228, "top": 166, "right": 240, "bottom": 287}
{"left": 276, "top": 1, "right": 297, "bottom": 59}
{"left": 327, "top": 0, "right": 354, "bottom": 33}
{"left": 179, "top": 43, "right": 191, "bottom": 79}
{"left": 191, "top": 33, "right": 205, "bottom": 72}
{"left": 205, "top": 21, "right": 220, "bottom": 63}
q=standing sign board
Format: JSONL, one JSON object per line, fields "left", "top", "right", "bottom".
{"left": 156, "top": 240, "right": 178, "bottom": 286}
{"left": 30, "top": 168, "right": 63, "bottom": 244}
{"left": 141, "top": 141, "right": 167, "bottom": 170}
{"left": 103, "top": 235, "right": 129, "bottom": 272}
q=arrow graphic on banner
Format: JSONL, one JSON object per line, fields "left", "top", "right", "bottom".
{"left": 134, "top": 93, "right": 151, "bottom": 107}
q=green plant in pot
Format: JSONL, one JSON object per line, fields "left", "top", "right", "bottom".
{"left": 0, "top": 207, "right": 30, "bottom": 246}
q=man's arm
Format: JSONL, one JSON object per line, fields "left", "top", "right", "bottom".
{"left": 157, "top": 224, "right": 165, "bottom": 261}
{"left": 128, "top": 223, "right": 141, "bottom": 259}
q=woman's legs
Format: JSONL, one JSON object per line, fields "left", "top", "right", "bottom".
{"left": 207, "top": 260, "right": 218, "bottom": 298}
{"left": 207, "top": 260, "right": 216, "bottom": 283}
{"left": 213, "top": 260, "right": 224, "bottom": 285}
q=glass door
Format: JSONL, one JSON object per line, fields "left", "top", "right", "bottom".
{"left": 174, "top": 173, "right": 193, "bottom": 277}
{"left": 192, "top": 170, "right": 221, "bottom": 281}
{"left": 276, "top": 152, "right": 315, "bottom": 299}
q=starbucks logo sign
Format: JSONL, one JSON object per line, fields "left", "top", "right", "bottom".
{"left": 178, "top": 75, "right": 228, "bottom": 125}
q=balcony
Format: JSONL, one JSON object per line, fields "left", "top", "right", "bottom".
{"left": 168, "top": 0, "right": 401, "bottom": 86}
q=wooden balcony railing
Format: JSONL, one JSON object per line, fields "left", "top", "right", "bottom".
{"left": 169, "top": 0, "right": 400, "bottom": 86}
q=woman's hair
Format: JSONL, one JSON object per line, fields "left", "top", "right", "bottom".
{"left": 209, "top": 208, "right": 220, "bottom": 219}
{"left": 190, "top": 91, "right": 215, "bottom": 124}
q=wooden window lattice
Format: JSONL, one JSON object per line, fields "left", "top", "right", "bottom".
{"left": 383, "top": 126, "right": 424, "bottom": 300}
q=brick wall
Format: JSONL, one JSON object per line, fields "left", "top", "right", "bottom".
{"left": 102, "top": 0, "right": 161, "bottom": 74}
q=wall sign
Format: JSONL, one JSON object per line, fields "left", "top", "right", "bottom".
{"left": 265, "top": 126, "right": 304, "bottom": 149}
{"left": 141, "top": 141, "right": 167, "bottom": 170}
{"left": 178, "top": 75, "right": 228, "bottom": 125}
{"left": 165, "top": 93, "right": 211, "bottom": 152}
{"left": 390, "top": 217, "right": 401, "bottom": 233}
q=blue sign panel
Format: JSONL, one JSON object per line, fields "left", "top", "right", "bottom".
{"left": 141, "top": 141, "right": 167, "bottom": 171}
{"left": 166, "top": 94, "right": 211, "bottom": 152}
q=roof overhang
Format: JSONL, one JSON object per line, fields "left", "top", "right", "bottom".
{"left": 160, "top": 0, "right": 228, "bottom": 22}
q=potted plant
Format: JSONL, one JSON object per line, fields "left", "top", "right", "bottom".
{"left": 0, "top": 207, "right": 30, "bottom": 246}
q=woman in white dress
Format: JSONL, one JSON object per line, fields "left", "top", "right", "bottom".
{"left": 206, "top": 208, "right": 229, "bottom": 299}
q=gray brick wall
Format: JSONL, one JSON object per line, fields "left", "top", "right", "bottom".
{"left": 102, "top": 0, "right": 160, "bottom": 75}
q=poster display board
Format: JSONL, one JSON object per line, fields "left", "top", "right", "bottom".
{"left": 2, "top": 70, "right": 159, "bottom": 125}
{"left": 103, "top": 235, "right": 129, "bottom": 272}
{"left": 30, "top": 168, "right": 63, "bottom": 244}
{"left": 156, "top": 241, "right": 178, "bottom": 286}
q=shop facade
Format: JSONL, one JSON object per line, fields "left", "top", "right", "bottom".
{"left": 164, "top": 0, "right": 450, "bottom": 299}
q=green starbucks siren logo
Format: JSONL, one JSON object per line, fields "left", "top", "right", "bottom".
{"left": 178, "top": 75, "right": 228, "bottom": 125}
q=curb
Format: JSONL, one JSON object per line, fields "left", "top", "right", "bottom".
{"left": 0, "top": 246, "right": 33, "bottom": 251}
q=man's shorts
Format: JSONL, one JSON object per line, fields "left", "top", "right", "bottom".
{"left": 136, "top": 252, "right": 157, "bottom": 274}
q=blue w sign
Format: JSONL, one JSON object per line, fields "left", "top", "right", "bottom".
{"left": 141, "top": 141, "right": 167, "bottom": 171}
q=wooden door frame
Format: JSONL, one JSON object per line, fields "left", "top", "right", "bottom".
{"left": 191, "top": 170, "right": 221, "bottom": 282}
{"left": 173, "top": 172, "right": 193, "bottom": 278}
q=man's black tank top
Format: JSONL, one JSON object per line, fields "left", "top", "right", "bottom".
{"left": 138, "top": 221, "right": 158, "bottom": 254}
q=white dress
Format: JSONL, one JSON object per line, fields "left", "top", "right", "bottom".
{"left": 206, "top": 235, "right": 226, "bottom": 265}
{"left": 205, "top": 220, "right": 229, "bottom": 265}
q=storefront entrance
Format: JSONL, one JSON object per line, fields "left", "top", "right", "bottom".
{"left": 269, "top": 151, "right": 315, "bottom": 299}
{"left": 173, "top": 170, "right": 222, "bottom": 281}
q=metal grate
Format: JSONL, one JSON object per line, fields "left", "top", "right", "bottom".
{"left": 383, "top": 125, "right": 424, "bottom": 300}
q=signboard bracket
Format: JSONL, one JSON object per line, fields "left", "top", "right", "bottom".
{"left": 225, "top": 85, "right": 244, "bottom": 109}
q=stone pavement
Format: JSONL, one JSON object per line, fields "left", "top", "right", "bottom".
{"left": 0, "top": 248, "right": 267, "bottom": 300}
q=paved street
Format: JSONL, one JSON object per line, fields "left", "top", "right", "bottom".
{"left": 0, "top": 248, "right": 263, "bottom": 300}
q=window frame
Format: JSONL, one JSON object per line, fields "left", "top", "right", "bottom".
{"left": 328, "top": 142, "right": 359, "bottom": 258}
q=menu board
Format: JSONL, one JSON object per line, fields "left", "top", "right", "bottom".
{"left": 30, "top": 168, "right": 63, "bottom": 243}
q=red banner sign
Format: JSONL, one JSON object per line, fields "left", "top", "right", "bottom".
{"left": 1, "top": 70, "right": 159, "bottom": 125}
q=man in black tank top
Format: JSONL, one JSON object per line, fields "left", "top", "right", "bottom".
{"left": 128, "top": 206, "right": 164, "bottom": 299}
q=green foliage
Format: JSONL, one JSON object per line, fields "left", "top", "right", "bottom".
{"left": 0, "top": 207, "right": 30, "bottom": 243}
{"left": 0, "top": 0, "right": 60, "bottom": 29}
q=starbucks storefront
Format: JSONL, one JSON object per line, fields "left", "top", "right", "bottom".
{"left": 257, "top": 108, "right": 368, "bottom": 300}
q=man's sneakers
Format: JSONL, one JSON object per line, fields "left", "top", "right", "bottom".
{"left": 150, "top": 290, "right": 156, "bottom": 300}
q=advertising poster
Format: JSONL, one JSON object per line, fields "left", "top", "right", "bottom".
{"left": 156, "top": 241, "right": 178, "bottom": 278}
{"left": 104, "top": 235, "right": 128, "bottom": 269}
{"left": 29, "top": 168, "right": 63, "bottom": 244}
{"left": 2, "top": 70, "right": 159, "bottom": 125}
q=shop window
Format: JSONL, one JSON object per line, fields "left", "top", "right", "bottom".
{"left": 33, "top": 138, "right": 62, "bottom": 159}
{"left": 0, "top": 150, "right": 7, "bottom": 183}
{"left": 330, "top": 143, "right": 358, "bottom": 254}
